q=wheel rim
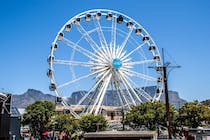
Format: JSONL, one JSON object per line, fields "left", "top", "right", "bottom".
{"left": 48, "top": 9, "right": 164, "bottom": 117}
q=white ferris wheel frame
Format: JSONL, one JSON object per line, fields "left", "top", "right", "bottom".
{"left": 48, "top": 9, "right": 164, "bottom": 118}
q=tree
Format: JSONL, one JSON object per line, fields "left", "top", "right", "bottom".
{"left": 201, "top": 99, "right": 210, "bottom": 107}
{"left": 177, "top": 101, "right": 210, "bottom": 128}
{"left": 49, "top": 113, "right": 79, "bottom": 139}
{"left": 126, "top": 101, "right": 175, "bottom": 130}
{"left": 22, "top": 101, "right": 55, "bottom": 139}
{"left": 79, "top": 114, "right": 107, "bottom": 132}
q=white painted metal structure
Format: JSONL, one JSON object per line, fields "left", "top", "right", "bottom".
{"left": 0, "top": 92, "right": 6, "bottom": 102}
{"left": 48, "top": 9, "right": 164, "bottom": 117}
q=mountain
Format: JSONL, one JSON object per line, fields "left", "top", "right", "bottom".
{"left": 144, "top": 86, "right": 186, "bottom": 108}
{"left": 161, "top": 91, "right": 186, "bottom": 108}
{"left": 11, "top": 87, "right": 186, "bottom": 108}
{"left": 12, "top": 89, "right": 56, "bottom": 108}
{"left": 69, "top": 86, "right": 186, "bottom": 108}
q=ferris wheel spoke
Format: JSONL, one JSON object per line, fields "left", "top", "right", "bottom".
{"left": 123, "top": 59, "right": 155, "bottom": 66}
{"left": 111, "top": 16, "right": 117, "bottom": 57}
{"left": 76, "top": 24, "right": 99, "bottom": 52}
{"left": 121, "top": 68, "right": 157, "bottom": 82}
{"left": 119, "top": 77, "right": 137, "bottom": 105}
{"left": 76, "top": 24, "right": 109, "bottom": 61}
{"left": 121, "top": 42, "right": 147, "bottom": 60}
{"left": 76, "top": 69, "right": 111, "bottom": 106}
{"left": 90, "top": 65, "right": 107, "bottom": 71}
{"left": 122, "top": 58, "right": 132, "bottom": 63}
{"left": 127, "top": 77, "right": 153, "bottom": 101}
{"left": 63, "top": 37, "right": 107, "bottom": 63}
{"left": 111, "top": 81, "right": 123, "bottom": 107}
{"left": 118, "top": 71, "right": 142, "bottom": 104}
{"left": 116, "top": 28, "right": 133, "bottom": 58}
{"left": 53, "top": 59, "right": 106, "bottom": 67}
{"left": 93, "top": 16, "right": 109, "bottom": 52}
{"left": 115, "top": 82, "right": 131, "bottom": 110}
{"left": 57, "top": 67, "right": 109, "bottom": 89}
{"left": 123, "top": 65, "right": 134, "bottom": 69}
{"left": 95, "top": 69, "right": 109, "bottom": 79}
{"left": 119, "top": 51, "right": 127, "bottom": 59}
{"left": 136, "top": 88, "right": 153, "bottom": 101}
{"left": 122, "top": 72, "right": 153, "bottom": 101}
{"left": 117, "top": 71, "right": 137, "bottom": 105}
{"left": 62, "top": 38, "right": 98, "bottom": 61}
{"left": 100, "top": 46, "right": 112, "bottom": 61}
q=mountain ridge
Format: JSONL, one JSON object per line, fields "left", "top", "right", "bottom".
{"left": 12, "top": 89, "right": 56, "bottom": 108}
{"left": 11, "top": 87, "right": 186, "bottom": 108}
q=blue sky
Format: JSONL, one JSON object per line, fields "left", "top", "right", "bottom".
{"left": 0, "top": 0, "right": 210, "bottom": 101}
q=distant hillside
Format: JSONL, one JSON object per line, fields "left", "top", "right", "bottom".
{"left": 69, "top": 86, "right": 186, "bottom": 108}
{"left": 161, "top": 91, "right": 186, "bottom": 108}
{"left": 11, "top": 87, "right": 186, "bottom": 108}
{"left": 12, "top": 89, "right": 56, "bottom": 108}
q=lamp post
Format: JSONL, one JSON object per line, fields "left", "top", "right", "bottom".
{"left": 122, "top": 107, "right": 125, "bottom": 131}
{"left": 52, "top": 125, "right": 55, "bottom": 140}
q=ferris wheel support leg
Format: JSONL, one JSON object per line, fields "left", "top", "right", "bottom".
{"left": 62, "top": 102, "right": 79, "bottom": 118}
{"left": 118, "top": 86, "right": 131, "bottom": 110}
{"left": 77, "top": 69, "right": 110, "bottom": 106}
{"left": 112, "top": 81, "right": 124, "bottom": 107}
{"left": 89, "top": 79, "right": 107, "bottom": 114}
{"left": 94, "top": 74, "right": 112, "bottom": 115}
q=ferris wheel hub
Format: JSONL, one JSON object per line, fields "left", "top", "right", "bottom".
{"left": 112, "top": 58, "right": 122, "bottom": 69}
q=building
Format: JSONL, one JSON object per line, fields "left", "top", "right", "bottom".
{"left": 0, "top": 93, "right": 21, "bottom": 140}
{"left": 55, "top": 105, "right": 123, "bottom": 123}
{"left": 10, "top": 107, "right": 21, "bottom": 140}
{"left": 83, "top": 131, "right": 157, "bottom": 140}
{"left": 0, "top": 93, "right": 11, "bottom": 140}
{"left": 183, "top": 127, "right": 210, "bottom": 140}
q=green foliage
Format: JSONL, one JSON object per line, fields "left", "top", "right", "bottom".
{"left": 49, "top": 113, "right": 79, "bottom": 138}
{"left": 22, "top": 101, "right": 55, "bottom": 138}
{"left": 23, "top": 102, "right": 108, "bottom": 138}
{"left": 79, "top": 114, "right": 108, "bottom": 132}
{"left": 201, "top": 99, "right": 210, "bottom": 107}
{"left": 126, "top": 101, "right": 175, "bottom": 130}
{"left": 177, "top": 101, "right": 210, "bottom": 128}
{"left": 22, "top": 100, "right": 210, "bottom": 138}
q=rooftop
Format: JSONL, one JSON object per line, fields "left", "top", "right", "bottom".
{"left": 11, "top": 106, "right": 21, "bottom": 117}
{"left": 84, "top": 131, "right": 157, "bottom": 138}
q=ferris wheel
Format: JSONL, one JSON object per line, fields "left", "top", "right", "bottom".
{"left": 48, "top": 9, "right": 164, "bottom": 117}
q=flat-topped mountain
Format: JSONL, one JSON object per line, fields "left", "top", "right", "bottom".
{"left": 11, "top": 87, "right": 186, "bottom": 108}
